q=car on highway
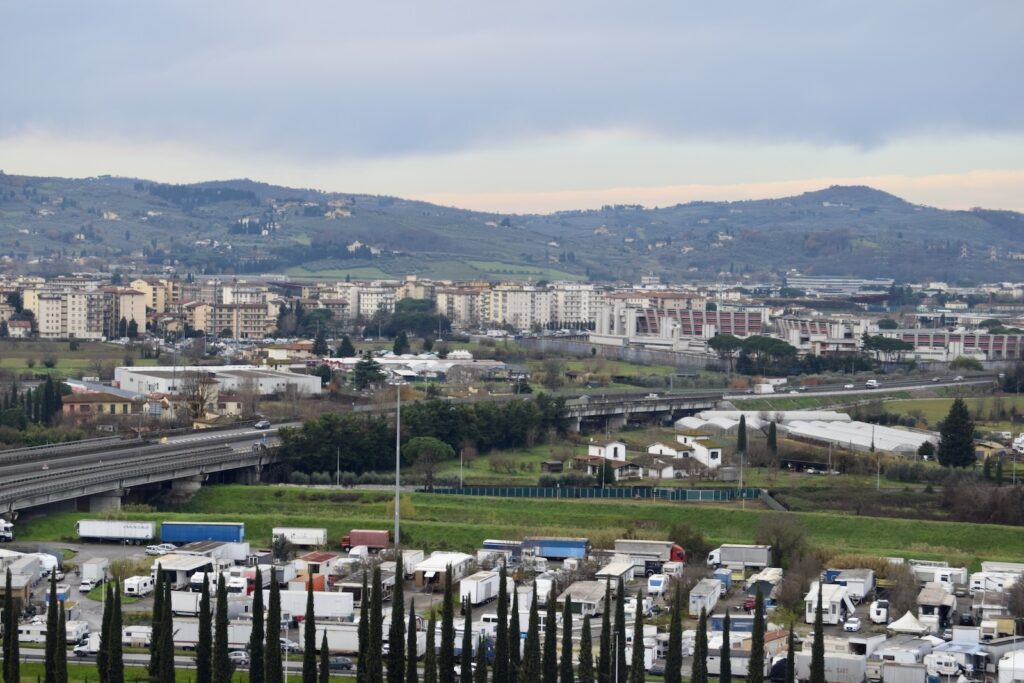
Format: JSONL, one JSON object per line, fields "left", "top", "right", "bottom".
{"left": 843, "top": 617, "right": 862, "bottom": 632}
{"left": 228, "top": 651, "right": 250, "bottom": 667}
{"left": 954, "top": 375, "right": 964, "bottom": 381}
{"left": 146, "top": 543, "right": 176, "bottom": 556}
{"left": 328, "top": 657, "right": 353, "bottom": 672}
{"left": 254, "top": 420, "right": 272, "bottom": 429}
{"left": 932, "top": 377, "right": 941, "bottom": 382}
{"left": 280, "top": 638, "right": 300, "bottom": 653}
{"left": 648, "top": 660, "right": 667, "bottom": 675}
{"left": 843, "top": 383, "right": 855, "bottom": 390}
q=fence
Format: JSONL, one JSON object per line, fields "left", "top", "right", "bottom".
{"left": 429, "top": 485, "right": 762, "bottom": 502}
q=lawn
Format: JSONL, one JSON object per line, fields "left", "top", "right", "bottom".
{"left": 15, "top": 661, "right": 355, "bottom": 683}
{"left": 463, "top": 260, "right": 585, "bottom": 281}
{"left": 731, "top": 391, "right": 914, "bottom": 412}
{"left": 888, "top": 396, "right": 1024, "bottom": 430}
{"left": 18, "top": 485, "right": 1024, "bottom": 567}
{"left": 0, "top": 340, "right": 159, "bottom": 378}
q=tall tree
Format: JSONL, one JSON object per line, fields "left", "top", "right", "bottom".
{"left": 4, "top": 569, "right": 20, "bottom": 683}
{"left": 148, "top": 566, "right": 164, "bottom": 683}
{"left": 938, "top": 397, "right": 975, "bottom": 468}
{"left": 108, "top": 585, "right": 123, "bottom": 683}
{"left": 809, "top": 582, "right": 825, "bottom": 683}
{"left": 159, "top": 580, "right": 174, "bottom": 683}
{"left": 338, "top": 335, "right": 356, "bottom": 358}
{"left": 690, "top": 608, "right": 706, "bottom": 683}
{"left": 737, "top": 415, "right": 747, "bottom": 452}
{"left": 719, "top": 611, "right": 732, "bottom": 683}
{"left": 389, "top": 555, "right": 406, "bottom": 683}
{"left": 748, "top": 589, "right": 765, "bottom": 683}
{"left": 473, "top": 636, "right": 488, "bottom": 683}
{"left": 542, "top": 595, "right": 557, "bottom": 683}
{"left": 56, "top": 597, "right": 69, "bottom": 683}
{"left": 213, "top": 574, "right": 231, "bottom": 683}
{"left": 369, "top": 567, "right": 384, "bottom": 681}
{"left": 197, "top": 577, "right": 213, "bottom": 683}
{"left": 424, "top": 615, "right": 438, "bottom": 683}
{"left": 614, "top": 579, "right": 627, "bottom": 683}
{"left": 520, "top": 592, "right": 541, "bottom": 681}
{"left": 265, "top": 576, "right": 283, "bottom": 683}
{"left": 628, "top": 591, "right": 645, "bottom": 683}
{"left": 493, "top": 565, "right": 509, "bottom": 683}
{"left": 357, "top": 572, "right": 369, "bottom": 682}
{"left": 785, "top": 625, "right": 796, "bottom": 683}
{"left": 559, "top": 596, "right": 574, "bottom": 683}
{"left": 303, "top": 576, "right": 318, "bottom": 683}
{"left": 98, "top": 581, "right": 112, "bottom": 683}
{"left": 439, "top": 569, "right": 456, "bottom": 683}
{"left": 318, "top": 633, "right": 330, "bottom": 683}
{"left": 577, "top": 616, "right": 594, "bottom": 683}
{"left": 767, "top": 422, "right": 778, "bottom": 454}
{"left": 393, "top": 331, "right": 411, "bottom": 356}
{"left": 461, "top": 600, "right": 474, "bottom": 683}
{"left": 45, "top": 572, "right": 59, "bottom": 683}
{"left": 249, "top": 569, "right": 265, "bottom": 683}
{"left": 664, "top": 583, "right": 682, "bottom": 683}
{"left": 597, "top": 583, "right": 611, "bottom": 683}
{"left": 508, "top": 583, "right": 521, "bottom": 683}
{"left": 406, "top": 600, "right": 419, "bottom": 683}
{"left": 312, "top": 328, "right": 329, "bottom": 357}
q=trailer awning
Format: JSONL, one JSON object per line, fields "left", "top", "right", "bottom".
{"left": 424, "top": 571, "right": 436, "bottom": 579}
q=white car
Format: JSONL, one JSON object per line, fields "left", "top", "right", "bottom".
{"left": 843, "top": 383, "right": 855, "bottom": 390}
{"left": 843, "top": 617, "right": 862, "bottom": 632}
{"left": 953, "top": 375, "right": 963, "bottom": 381}
{"left": 145, "top": 544, "right": 176, "bottom": 556}
{"left": 228, "top": 651, "right": 250, "bottom": 667}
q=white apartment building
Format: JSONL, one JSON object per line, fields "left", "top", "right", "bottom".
{"left": 550, "top": 283, "right": 604, "bottom": 327}
{"left": 33, "top": 291, "right": 105, "bottom": 340}
{"left": 435, "top": 285, "right": 488, "bottom": 328}
{"left": 355, "top": 284, "right": 398, "bottom": 319}
{"left": 486, "top": 283, "right": 552, "bottom": 330}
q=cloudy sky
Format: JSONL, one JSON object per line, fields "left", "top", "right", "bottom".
{"left": 2, "top": 2, "right": 1022, "bottom": 213}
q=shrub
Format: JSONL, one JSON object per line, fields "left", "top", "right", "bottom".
{"left": 311, "top": 471, "right": 332, "bottom": 485}
{"left": 288, "top": 471, "right": 310, "bottom": 485}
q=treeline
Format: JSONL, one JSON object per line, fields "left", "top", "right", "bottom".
{"left": 0, "top": 377, "right": 65, "bottom": 430}
{"left": 141, "top": 183, "right": 259, "bottom": 209}
{"left": 277, "top": 396, "right": 568, "bottom": 475}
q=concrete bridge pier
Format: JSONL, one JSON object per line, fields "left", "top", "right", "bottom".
{"left": 605, "top": 413, "right": 628, "bottom": 431}
{"left": 232, "top": 466, "right": 262, "bottom": 485}
{"left": 568, "top": 416, "right": 582, "bottom": 433}
{"left": 171, "top": 475, "right": 205, "bottom": 496}
{"left": 88, "top": 491, "right": 123, "bottom": 512}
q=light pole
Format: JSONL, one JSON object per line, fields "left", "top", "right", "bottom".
{"left": 336, "top": 445, "right": 340, "bottom": 487}
{"left": 392, "top": 381, "right": 405, "bottom": 547}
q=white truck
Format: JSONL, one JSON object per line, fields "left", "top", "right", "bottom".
{"left": 0, "top": 519, "right": 13, "bottom": 542}
{"left": 706, "top": 545, "right": 771, "bottom": 572}
{"left": 272, "top": 527, "right": 327, "bottom": 547}
{"left": 460, "top": 570, "right": 501, "bottom": 607}
{"left": 76, "top": 520, "right": 155, "bottom": 544}
{"left": 753, "top": 384, "right": 775, "bottom": 395}
{"left": 535, "top": 572, "right": 558, "bottom": 607}
{"left": 171, "top": 591, "right": 204, "bottom": 616}
{"left": 80, "top": 558, "right": 110, "bottom": 592}
{"left": 299, "top": 621, "right": 360, "bottom": 654}
{"left": 264, "top": 589, "right": 355, "bottom": 621}
{"left": 172, "top": 618, "right": 252, "bottom": 650}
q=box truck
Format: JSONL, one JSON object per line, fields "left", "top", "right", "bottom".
{"left": 299, "top": 621, "right": 361, "bottom": 654}
{"left": 172, "top": 618, "right": 251, "bottom": 650}
{"left": 706, "top": 545, "right": 772, "bottom": 572}
{"left": 339, "top": 529, "right": 390, "bottom": 552}
{"left": 263, "top": 589, "right": 355, "bottom": 621}
{"left": 272, "top": 527, "right": 327, "bottom": 547}
{"left": 80, "top": 558, "right": 110, "bottom": 592}
{"left": 160, "top": 521, "right": 245, "bottom": 544}
{"left": 76, "top": 520, "right": 155, "bottom": 544}
{"left": 460, "top": 571, "right": 501, "bottom": 608}
{"left": 171, "top": 591, "right": 204, "bottom": 616}
{"left": 613, "top": 539, "right": 686, "bottom": 576}
{"left": 0, "top": 519, "right": 14, "bottom": 542}
{"left": 795, "top": 651, "right": 867, "bottom": 683}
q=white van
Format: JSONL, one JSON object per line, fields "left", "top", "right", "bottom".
{"left": 865, "top": 379, "right": 880, "bottom": 389}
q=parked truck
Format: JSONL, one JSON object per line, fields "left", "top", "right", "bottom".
{"left": 76, "top": 520, "right": 155, "bottom": 544}
{"left": 172, "top": 618, "right": 251, "bottom": 650}
{"left": 270, "top": 589, "right": 355, "bottom": 621}
{"left": 80, "top": 558, "right": 110, "bottom": 592}
{"left": 299, "top": 621, "right": 360, "bottom": 654}
{"left": 0, "top": 519, "right": 13, "bottom": 542}
{"left": 706, "top": 545, "right": 772, "bottom": 572}
{"left": 272, "top": 527, "right": 327, "bottom": 547}
{"left": 795, "top": 651, "right": 867, "bottom": 683}
{"left": 339, "top": 529, "right": 390, "bottom": 552}
{"left": 160, "top": 521, "right": 244, "bottom": 544}
{"left": 522, "top": 537, "right": 590, "bottom": 560}
{"left": 171, "top": 591, "right": 204, "bottom": 616}
{"left": 613, "top": 539, "right": 686, "bottom": 576}
{"left": 460, "top": 571, "right": 501, "bottom": 608}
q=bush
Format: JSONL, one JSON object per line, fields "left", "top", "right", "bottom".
{"left": 288, "top": 471, "right": 310, "bottom": 485}
{"left": 311, "top": 471, "right": 332, "bottom": 485}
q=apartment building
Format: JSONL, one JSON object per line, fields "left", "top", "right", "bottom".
{"left": 435, "top": 285, "right": 488, "bottom": 328}
{"left": 186, "top": 302, "right": 273, "bottom": 339}
{"left": 486, "top": 283, "right": 552, "bottom": 330}
{"left": 550, "top": 283, "right": 604, "bottom": 327}
{"left": 33, "top": 290, "right": 105, "bottom": 340}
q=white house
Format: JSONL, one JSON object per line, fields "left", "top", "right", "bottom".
{"left": 805, "top": 581, "right": 856, "bottom": 625}
{"left": 675, "top": 432, "right": 724, "bottom": 470}
{"left": 588, "top": 441, "right": 626, "bottom": 461}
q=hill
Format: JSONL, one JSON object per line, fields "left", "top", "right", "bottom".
{"left": 1, "top": 172, "right": 1021, "bottom": 283}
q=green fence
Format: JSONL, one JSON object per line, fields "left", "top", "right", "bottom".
{"left": 429, "top": 486, "right": 762, "bottom": 502}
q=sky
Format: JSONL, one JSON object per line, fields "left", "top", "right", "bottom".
{"left": 2, "top": 2, "right": 1023, "bottom": 213}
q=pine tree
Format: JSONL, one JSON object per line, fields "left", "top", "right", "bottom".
{"left": 493, "top": 565, "right": 509, "bottom": 683}
{"left": 628, "top": 591, "right": 645, "bottom": 683}
{"left": 542, "top": 595, "right": 557, "bottom": 683}
{"left": 473, "top": 636, "right": 488, "bottom": 683}
{"left": 719, "top": 611, "right": 731, "bottom": 683}
{"left": 265, "top": 576, "right": 283, "bottom": 683}
{"left": 767, "top": 422, "right": 778, "bottom": 454}
{"left": 440, "top": 568, "right": 456, "bottom": 683}
{"left": 313, "top": 329, "right": 329, "bottom": 357}
{"left": 387, "top": 557, "right": 406, "bottom": 683}
{"left": 357, "top": 572, "right": 369, "bottom": 682}
{"left": 54, "top": 595, "right": 68, "bottom": 683}
{"left": 249, "top": 569, "right": 265, "bottom": 683}
{"left": 148, "top": 567, "right": 164, "bottom": 683}
{"left": 520, "top": 592, "right": 541, "bottom": 681}
{"left": 424, "top": 615, "right": 438, "bottom": 683}
{"left": 4, "top": 569, "right": 20, "bottom": 683}
{"left": 393, "top": 331, "right": 411, "bottom": 356}
{"left": 996, "top": 457, "right": 1005, "bottom": 486}
{"left": 597, "top": 583, "right": 611, "bottom": 683}
{"left": 748, "top": 589, "right": 765, "bottom": 683}
{"left": 461, "top": 600, "right": 474, "bottom": 683}
{"left": 213, "top": 574, "right": 231, "bottom": 683}
{"left": 690, "top": 608, "right": 706, "bottom": 683}
{"left": 159, "top": 580, "right": 174, "bottom": 683}
{"left": 98, "top": 580, "right": 112, "bottom": 683}
{"left": 318, "top": 632, "right": 330, "bottom": 683}
{"left": 303, "top": 575, "right": 318, "bottom": 683}
{"left": 368, "top": 566, "right": 384, "bottom": 681}
{"left": 737, "top": 415, "right": 747, "bottom": 452}
{"left": 577, "top": 616, "right": 594, "bottom": 683}
{"left": 559, "top": 596, "right": 574, "bottom": 683}
{"left": 785, "top": 625, "right": 796, "bottom": 683}
{"left": 508, "top": 583, "right": 520, "bottom": 683}
{"left": 338, "top": 335, "right": 356, "bottom": 358}
{"left": 810, "top": 582, "right": 825, "bottom": 683}
{"left": 45, "top": 572, "right": 59, "bottom": 683}
{"left": 197, "top": 577, "right": 213, "bottom": 683}
{"left": 664, "top": 584, "right": 681, "bottom": 683}
{"left": 108, "top": 585, "right": 123, "bottom": 683}
{"left": 614, "top": 579, "right": 627, "bottom": 683}
{"left": 938, "top": 397, "right": 975, "bottom": 468}
{"left": 406, "top": 600, "right": 419, "bottom": 683}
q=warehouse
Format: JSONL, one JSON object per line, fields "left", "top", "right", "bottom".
{"left": 782, "top": 420, "right": 936, "bottom": 454}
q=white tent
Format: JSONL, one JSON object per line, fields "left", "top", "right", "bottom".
{"left": 887, "top": 611, "right": 929, "bottom": 635}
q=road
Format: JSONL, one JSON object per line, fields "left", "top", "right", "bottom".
{"left": 724, "top": 374, "right": 997, "bottom": 401}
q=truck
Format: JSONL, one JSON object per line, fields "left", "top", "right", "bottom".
{"left": 400, "top": 549, "right": 425, "bottom": 575}
{"left": 171, "top": 591, "right": 204, "bottom": 616}
{"left": 45, "top": 583, "right": 72, "bottom": 603}
{"left": 482, "top": 539, "right": 523, "bottom": 561}
{"left": 339, "top": 529, "right": 390, "bottom": 552}
{"left": 706, "top": 545, "right": 772, "bottom": 572}
{"left": 613, "top": 539, "right": 686, "bottom": 576}
{"left": 160, "top": 521, "right": 245, "bottom": 544}
{"left": 299, "top": 621, "right": 361, "bottom": 654}
{"left": 535, "top": 572, "right": 559, "bottom": 606}
{"left": 124, "top": 576, "right": 155, "bottom": 597}
{"left": 76, "top": 520, "right": 156, "bottom": 544}
{"left": 172, "top": 618, "right": 251, "bottom": 650}
{"left": 80, "top": 558, "right": 110, "bottom": 592}
{"left": 795, "top": 651, "right": 867, "bottom": 683}
{"left": 0, "top": 519, "right": 13, "bottom": 542}
{"left": 272, "top": 527, "right": 327, "bottom": 547}
{"left": 753, "top": 384, "right": 775, "bottom": 395}
{"left": 522, "top": 537, "right": 590, "bottom": 560}
{"left": 23, "top": 619, "right": 89, "bottom": 644}
{"left": 268, "top": 589, "right": 355, "bottom": 621}
{"left": 460, "top": 571, "right": 501, "bottom": 607}
{"left": 73, "top": 632, "right": 102, "bottom": 656}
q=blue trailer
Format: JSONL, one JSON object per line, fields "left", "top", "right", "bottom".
{"left": 483, "top": 539, "right": 523, "bottom": 560}
{"left": 713, "top": 568, "right": 733, "bottom": 592}
{"left": 522, "top": 536, "right": 590, "bottom": 560}
{"left": 160, "top": 521, "right": 245, "bottom": 544}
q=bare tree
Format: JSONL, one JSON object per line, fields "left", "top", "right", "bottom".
{"left": 180, "top": 371, "right": 217, "bottom": 421}
{"left": 237, "top": 376, "right": 260, "bottom": 418}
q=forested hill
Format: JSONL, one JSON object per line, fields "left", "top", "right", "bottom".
{"left": 1, "top": 172, "right": 1021, "bottom": 283}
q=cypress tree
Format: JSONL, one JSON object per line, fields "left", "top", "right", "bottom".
{"left": 719, "top": 611, "right": 732, "bottom": 683}
{"left": 690, "top": 608, "right": 706, "bottom": 683}
{"left": 388, "top": 555, "right": 406, "bottom": 683}
{"left": 4, "top": 568, "right": 20, "bottom": 683}
{"left": 98, "top": 580, "right": 112, "bottom": 683}
{"left": 559, "top": 596, "right": 574, "bottom": 683}
{"left": 508, "top": 583, "right": 520, "bottom": 683}
{"left": 197, "top": 577, "right": 213, "bottom": 683}
{"left": 577, "top": 616, "right": 594, "bottom": 683}
{"left": 664, "top": 584, "right": 681, "bottom": 683}
{"left": 614, "top": 579, "right": 626, "bottom": 683}
{"left": 302, "top": 575, "right": 317, "bottom": 683}
{"left": 461, "top": 600, "right": 474, "bottom": 683}
{"left": 265, "top": 575, "right": 283, "bottom": 683}
{"left": 597, "top": 583, "right": 611, "bottom": 683}
{"left": 627, "top": 591, "right": 645, "bottom": 683}
{"left": 424, "top": 615, "right": 438, "bottom": 683}
{"left": 55, "top": 596, "right": 68, "bottom": 683}
{"left": 520, "top": 592, "right": 540, "bottom": 681}
{"left": 357, "top": 572, "right": 369, "bottom": 682}
{"left": 248, "top": 569, "right": 265, "bottom": 683}
{"left": 406, "top": 600, "right": 419, "bottom": 683}
{"left": 369, "top": 566, "right": 384, "bottom": 681}
{"left": 473, "top": 636, "right": 488, "bottom": 683}
{"left": 149, "top": 567, "right": 164, "bottom": 683}
{"left": 440, "top": 568, "right": 456, "bottom": 683}
{"left": 108, "top": 585, "right": 123, "bottom": 683}
{"left": 785, "top": 625, "right": 796, "bottom": 683}
{"left": 45, "top": 572, "right": 59, "bottom": 683}
{"left": 318, "top": 632, "right": 330, "bottom": 683}
{"left": 737, "top": 415, "right": 747, "bottom": 452}
{"left": 213, "top": 574, "right": 231, "bottom": 683}
{"left": 542, "top": 595, "right": 557, "bottom": 683}
{"left": 767, "top": 422, "right": 778, "bottom": 454}
{"left": 492, "top": 565, "right": 509, "bottom": 683}
{"left": 160, "top": 579, "right": 174, "bottom": 683}
{"left": 809, "top": 582, "right": 825, "bottom": 683}
{"left": 748, "top": 589, "right": 765, "bottom": 683}
{"left": 938, "top": 397, "right": 975, "bottom": 468}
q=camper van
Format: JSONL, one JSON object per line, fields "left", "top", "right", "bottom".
{"left": 124, "top": 576, "right": 154, "bottom": 597}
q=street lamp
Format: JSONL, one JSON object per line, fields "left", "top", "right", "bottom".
{"left": 390, "top": 380, "right": 406, "bottom": 547}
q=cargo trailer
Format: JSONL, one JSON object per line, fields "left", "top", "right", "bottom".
{"left": 160, "top": 521, "right": 245, "bottom": 544}
{"left": 76, "top": 520, "right": 155, "bottom": 544}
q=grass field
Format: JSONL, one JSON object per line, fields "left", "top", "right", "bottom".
{"left": 18, "top": 485, "right": 1024, "bottom": 568}
{"left": 16, "top": 661, "right": 355, "bottom": 683}
{"left": 281, "top": 265, "right": 394, "bottom": 280}
{"left": 0, "top": 340, "right": 158, "bottom": 377}
{"left": 888, "top": 396, "right": 1024, "bottom": 430}
{"left": 732, "top": 391, "right": 913, "bottom": 411}
{"left": 464, "top": 260, "right": 585, "bottom": 281}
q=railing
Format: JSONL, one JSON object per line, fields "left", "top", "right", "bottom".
{"left": 429, "top": 486, "right": 762, "bottom": 501}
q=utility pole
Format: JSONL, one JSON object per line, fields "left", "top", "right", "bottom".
{"left": 394, "top": 382, "right": 402, "bottom": 547}
{"left": 336, "top": 446, "right": 340, "bottom": 487}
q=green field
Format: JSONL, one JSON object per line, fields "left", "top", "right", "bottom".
{"left": 282, "top": 265, "right": 394, "bottom": 280}
{"left": 888, "top": 396, "right": 1024, "bottom": 429}
{"left": 15, "top": 661, "right": 355, "bottom": 683}
{"left": 0, "top": 340, "right": 158, "bottom": 377}
{"left": 19, "top": 485, "right": 1024, "bottom": 567}
{"left": 732, "top": 391, "right": 913, "bottom": 412}
{"left": 464, "top": 260, "right": 585, "bottom": 281}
